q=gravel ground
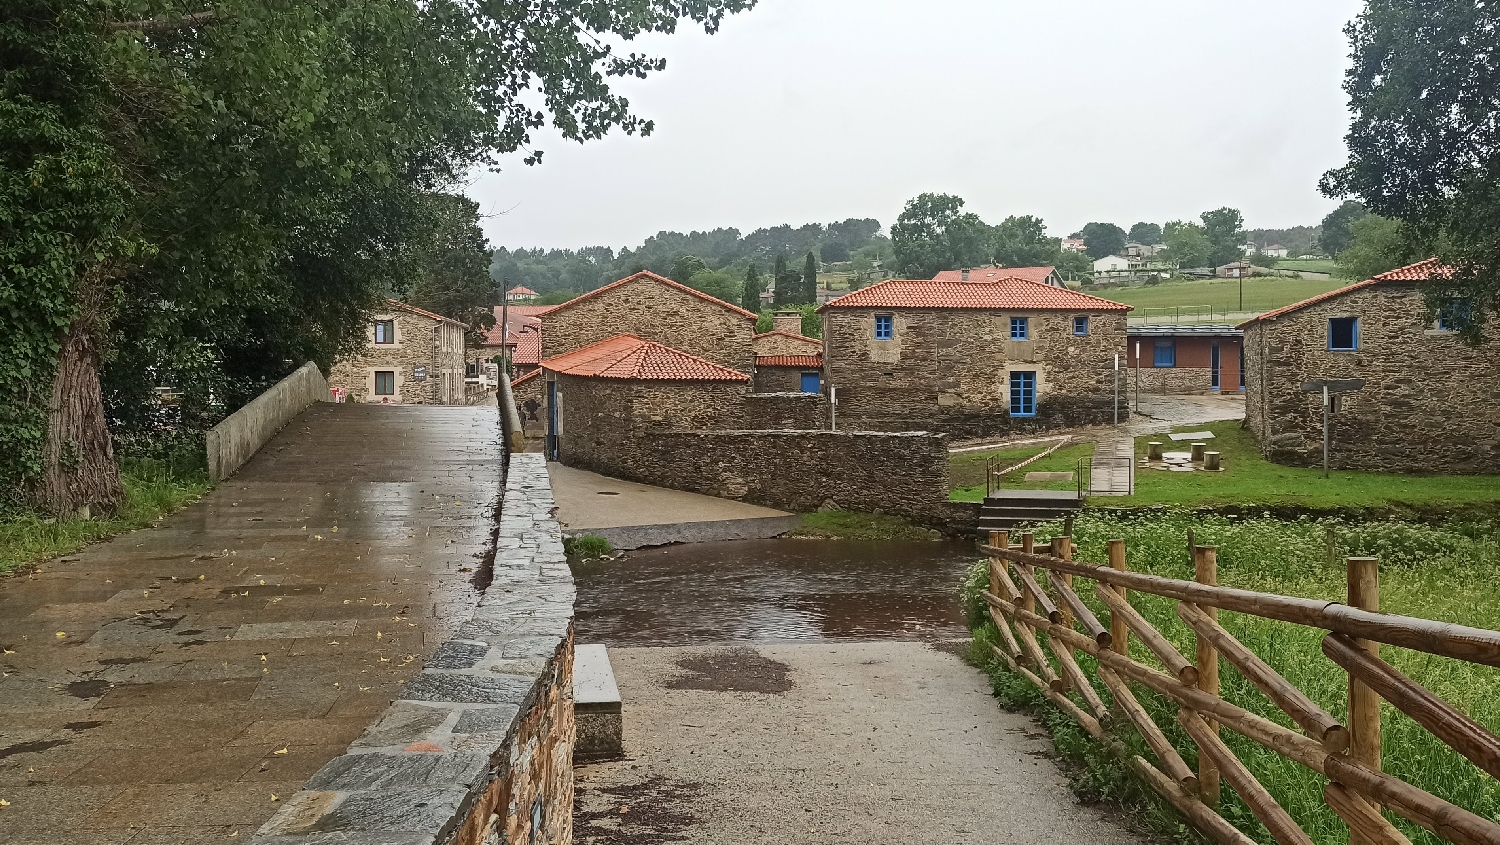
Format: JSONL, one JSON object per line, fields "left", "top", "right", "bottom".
{"left": 574, "top": 641, "right": 1145, "bottom": 845}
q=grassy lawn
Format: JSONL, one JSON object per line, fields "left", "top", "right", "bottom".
{"left": 791, "top": 510, "right": 942, "bottom": 541}
{"left": 1106, "top": 421, "right": 1500, "bottom": 510}
{"left": 963, "top": 511, "right": 1500, "bottom": 845}
{"left": 1098, "top": 276, "right": 1346, "bottom": 315}
{"left": 1276, "top": 258, "right": 1341, "bottom": 276}
{"left": 950, "top": 442, "right": 1096, "bottom": 502}
{"left": 0, "top": 464, "right": 210, "bottom": 575}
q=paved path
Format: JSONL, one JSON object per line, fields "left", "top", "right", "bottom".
{"left": 549, "top": 464, "right": 796, "bottom": 549}
{"left": 0, "top": 403, "right": 502, "bottom": 845}
{"left": 575, "top": 642, "right": 1144, "bottom": 845}
{"left": 1090, "top": 394, "right": 1245, "bottom": 496}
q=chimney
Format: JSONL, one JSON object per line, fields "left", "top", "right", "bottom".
{"left": 961, "top": 268, "right": 970, "bottom": 281}
{"left": 772, "top": 310, "right": 803, "bottom": 336}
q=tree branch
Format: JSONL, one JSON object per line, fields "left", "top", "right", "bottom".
{"left": 107, "top": 11, "right": 218, "bottom": 35}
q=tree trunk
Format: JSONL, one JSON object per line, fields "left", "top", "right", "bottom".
{"left": 34, "top": 308, "right": 123, "bottom": 517}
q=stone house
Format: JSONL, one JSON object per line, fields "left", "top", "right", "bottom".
{"left": 1240, "top": 259, "right": 1499, "bottom": 473}
{"left": 933, "top": 266, "right": 1065, "bottom": 287}
{"left": 1126, "top": 325, "right": 1244, "bottom": 394}
{"left": 819, "top": 277, "right": 1131, "bottom": 437}
{"left": 753, "top": 310, "right": 824, "bottom": 394}
{"left": 327, "top": 300, "right": 471, "bottom": 405}
{"left": 539, "top": 271, "right": 757, "bottom": 374}
{"left": 474, "top": 304, "right": 553, "bottom": 378}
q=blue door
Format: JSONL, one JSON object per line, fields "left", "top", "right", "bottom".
{"left": 1210, "top": 344, "right": 1221, "bottom": 390}
{"left": 546, "top": 379, "right": 559, "bottom": 460}
{"left": 1009, "top": 371, "right": 1036, "bottom": 417}
{"left": 800, "top": 372, "right": 820, "bottom": 394}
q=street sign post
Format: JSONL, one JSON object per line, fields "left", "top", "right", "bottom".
{"left": 1301, "top": 380, "right": 1366, "bottom": 477}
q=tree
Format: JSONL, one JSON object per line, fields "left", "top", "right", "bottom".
{"left": 400, "top": 195, "right": 499, "bottom": 340}
{"left": 772, "top": 254, "right": 799, "bottom": 306}
{"left": 1321, "top": 1, "right": 1500, "bottom": 337}
{"left": 1318, "top": 201, "right": 1368, "bottom": 256}
{"left": 1201, "top": 207, "right": 1246, "bottom": 267}
{"left": 889, "top": 193, "right": 995, "bottom": 278}
{"left": 1162, "top": 221, "right": 1212, "bottom": 268}
{"left": 670, "top": 254, "right": 710, "bottom": 284}
{"left": 686, "top": 269, "right": 740, "bottom": 304}
{"left": 1336, "top": 214, "right": 1409, "bottom": 281}
{"left": 1128, "top": 222, "right": 1163, "bottom": 245}
{"left": 1081, "top": 222, "right": 1127, "bottom": 259}
{"left": 801, "top": 252, "right": 818, "bottom": 304}
{"left": 741, "top": 264, "right": 764, "bottom": 312}
{"left": 0, "top": 0, "right": 754, "bottom": 514}
{"left": 993, "top": 215, "right": 1061, "bottom": 268}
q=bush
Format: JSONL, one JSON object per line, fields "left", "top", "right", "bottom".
{"left": 563, "top": 534, "right": 613, "bottom": 560}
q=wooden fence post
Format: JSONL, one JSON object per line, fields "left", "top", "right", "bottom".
{"left": 1051, "top": 537, "right": 1075, "bottom": 663}
{"left": 989, "top": 531, "right": 1003, "bottom": 599}
{"left": 1347, "top": 556, "right": 1382, "bottom": 845}
{"left": 1195, "top": 544, "right": 1221, "bottom": 807}
{"left": 1019, "top": 533, "right": 1036, "bottom": 615}
{"left": 1108, "top": 539, "right": 1128, "bottom": 656}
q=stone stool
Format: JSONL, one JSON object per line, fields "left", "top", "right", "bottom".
{"left": 1204, "top": 451, "right": 1222, "bottom": 471}
{"left": 1147, "top": 441, "right": 1164, "bottom": 461}
{"left": 1191, "top": 442, "right": 1207, "bottom": 462}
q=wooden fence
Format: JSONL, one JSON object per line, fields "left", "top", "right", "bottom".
{"left": 979, "top": 530, "right": 1500, "bottom": 845}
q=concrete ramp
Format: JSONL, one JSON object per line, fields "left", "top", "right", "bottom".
{"left": 548, "top": 463, "right": 798, "bottom": 549}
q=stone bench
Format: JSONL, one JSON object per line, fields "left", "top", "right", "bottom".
{"left": 574, "top": 643, "right": 623, "bottom": 762}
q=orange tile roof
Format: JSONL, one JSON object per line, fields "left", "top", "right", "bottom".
{"left": 507, "top": 285, "right": 538, "bottom": 296}
{"left": 386, "top": 299, "right": 468, "bottom": 327}
{"left": 820, "top": 278, "right": 1131, "bottom": 311}
{"left": 544, "top": 270, "right": 757, "bottom": 320}
{"left": 756, "top": 355, "right": 823, "bottom": 368}
{"left": 542, "top": 334, "right": 749, "bottom": 382}
{"left": 481, "top": 304, "right": 555, "bottom": 352}
{"left": 1238, "top": 259, "right": 1450, "bottom": 327}
{"left": 932, "top": 266, "right": 1057, "bottom": 284}
{"left": 511, "top": 369, "right": 541, "bottom": 388}
{"left": 753, "top": 330, "right": 822, "bottom": 347}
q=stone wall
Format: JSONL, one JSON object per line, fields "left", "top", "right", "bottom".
{"left": 753, "top": 330, "right": 823, "bottom": 357}
{"left": 206, "top": 362, "right": 327, "bottom": 482}
{"left": 1126, "top": 335, "right": 1243, "bottom": 394}
{"left": 1131, "top": 366, "right": 1215, "bottom": 395}
{"left": 1244, "top": 281, "right": 1500, "bottom": 473}
{"left": 253, "top": 452, "right": 576, "bottom": 845}
{"left": 745, "top": 392, "right": 826, "bottom": 430}
{"left": 554, "top": 374, "right": 749, "bottom": 469}
{"left": 542, "top": 275, "right": 756, "bottom": 373}
{"left": 567, "top": 429, "right": 950, "bottom": 521}
{"left": 754, "top": 364, "right": 819, "bottom": 394}
{"left": 822, "top": 308, "right": 1128, "bottom": 439}
{"left": 328, "top": 305, "right": 469, "bottom": 405}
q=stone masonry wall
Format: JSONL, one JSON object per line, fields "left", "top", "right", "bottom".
{"left": 328, "top": 307, "right": 469, "bottom": 405}
{"left": 745, "top": 392, "right": 827, "bottom": 430}
{"left": 822, "top": 308, "right": 1127, "bottom": 439}
{"left": 542, "top": 276, "right": 756, "bottom": 373}
{"left": 753, "top": 331, "right": 823, "bottom": 357}
{"left": 579, "top": 429, "right": 951, "bottom": 521}
{"left": 1131, "top": 366, "right": 1214, "bottom": 396}
{"left": 253, "top": 452, "right": 575, "bottom": 845}
{"left": 1244, "top": 282, "right": 1500, "bottom": 473}
{"left": 754, "top": 364, "right": 819, "bottom": 394}
{"left": 554, "top": 375, "right": 749, "bottom": 470}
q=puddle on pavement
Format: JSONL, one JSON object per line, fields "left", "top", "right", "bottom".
{"left": 570, "top": 538, "right": 978, "bottom": 647}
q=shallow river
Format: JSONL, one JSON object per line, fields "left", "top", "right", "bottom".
{"left": 569, "top": 538, "right": 980, "bottom": 647}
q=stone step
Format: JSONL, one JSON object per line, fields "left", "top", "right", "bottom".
{"left": 574, "top": 643, "right": 624, "bottom": 763}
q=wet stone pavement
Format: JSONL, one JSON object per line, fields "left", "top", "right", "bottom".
{"left": 0, "top": 403, "right": 503, "bottom": 845}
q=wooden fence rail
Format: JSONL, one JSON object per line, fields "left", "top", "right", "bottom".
{"left": 978, "top": 531, "right": 1500, "bottom": 845}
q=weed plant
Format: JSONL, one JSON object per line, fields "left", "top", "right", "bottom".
{"left": 962, "top": 512, "right": 1500, "bottom": 845}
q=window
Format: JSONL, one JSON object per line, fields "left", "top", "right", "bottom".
{"left": 800, "top": 372, "right": 821, "bottom": 394}
{"left": 874, "top": 314, "right": 893, "bottom": 340}
{"left": 1153, "top": 338, "right": 1176, "bottom": 367}
{"left": 1009, "top": 371, "right": 1037, "bottom": 417}
{"left": 1328, "top": 317, "right": 1358, "bottom": 351}
{"left": 374, "top": 320, "right": 395, "bottom": 344}
{"left": 1073, "top": 315, "right": 1089, "bottom": 336}
{"left": 374, "top": 371, "right": 395, "bottom": 395}
{"left": 1010, "top": 316, "right": 1030, "bottom": 340}
{"left": 1438, "top": 301, "right": 1471, "bottom": 331}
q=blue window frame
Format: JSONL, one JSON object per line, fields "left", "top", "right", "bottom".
{"left": 1328, "top": 317, "right": 1358, "bottom": 351}
{"left": 1010, "top": 316, "right": 1029, "bottom": 340}
{"left": 874, "top": 314, "right": 893, "bottom": 340}
{"left": 1009, "top": 371, "right": 1036, "bottom": 417}
{"left": 1073, "top": 315, "right": 1089, "bottom": 336}
{"left": 1153, "top": 339, "right": 1176, "bottom": 367}
{"left": 799, "top": 372, "right": 821, "bottom": 394}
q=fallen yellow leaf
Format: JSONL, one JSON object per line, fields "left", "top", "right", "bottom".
{"left": 270, "top": 794, "right": 279, "bottom": 802}
{"left": 273, "top": 747, "right": 288, "bottom": 756}
{"left": 54, "top": 632, "right": 66, "bottom": 639}
{"left": 0, "top": 798, "right": 10, "bottom": 807}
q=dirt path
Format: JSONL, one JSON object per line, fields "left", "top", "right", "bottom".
{"left": 574, "top": 642, "right": 1144, "bottom": 845}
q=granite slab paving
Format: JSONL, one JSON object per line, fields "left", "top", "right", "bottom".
{"left": 0, "top": 403, "right": 503, "bottom": 844}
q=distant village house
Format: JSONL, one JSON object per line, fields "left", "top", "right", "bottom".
{"left": 327, "top": 300, "right": 474, "bottom": 405}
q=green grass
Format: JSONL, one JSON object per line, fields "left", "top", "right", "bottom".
{"left": 563, "top": 534, "right": 614, "bottom": 560}
{"left": 1275, "top": 258, "right": 1341, "bottom": 276}
{"left": 1110, "top": 422, "right": 1500, "bottom": 511}
{"left": 1099, "top": 276, "right": 1346, "bottom": 315}
{"left": 791, "top": 510, "right": 942, "bottom": 541}
{"left": 0, "top": 463, "right": 211, "bottom": 575}
{"left": 962, "top": 512, "right": 1500, "bottom": 845}
{"left": 950, "top": 442, "right": 1096, "bottom": 502}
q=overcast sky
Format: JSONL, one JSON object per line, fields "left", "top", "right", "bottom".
{"left": 467, "top": 0, "right": 1367, "bottom": 251}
